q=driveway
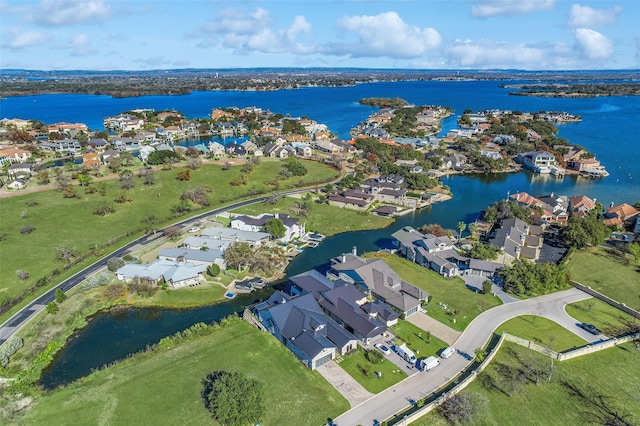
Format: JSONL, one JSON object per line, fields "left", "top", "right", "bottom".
{"left": 406, "top": 312, "right": 461, "bottom": 345}
{"left": 316, "top": 360, "right": 373, "bottom": 408}
{"left": 333, "top": 288, "right": 593, "bottom": 426}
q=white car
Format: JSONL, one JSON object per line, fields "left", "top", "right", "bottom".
{"left": 374, "top": 343, "right": 391, "bottom": 355}
{"left": 440, "top": 346, "right": 456, "bottom": 359}
{"left": 187, "top": 227, "right": 199, "bottom": 233}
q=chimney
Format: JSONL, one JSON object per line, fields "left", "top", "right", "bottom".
{"left": 520, "top": 233, "right": 525, "bottom": 242}
{"left": 274, "top": 212, "right": 279, "bottom": 219}
{"left": 341, "top": 254, "right": 346, "bottom": 263}
{"left": 352, "top": 246, "right": 357, "bottom": 256}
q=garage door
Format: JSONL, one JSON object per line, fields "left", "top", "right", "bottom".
{"left": 315, "top": 353, "right": 333, "bottom": 368}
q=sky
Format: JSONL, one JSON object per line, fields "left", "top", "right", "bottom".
{"left": 1, "top": 0, "right": 639, "bottom": 71}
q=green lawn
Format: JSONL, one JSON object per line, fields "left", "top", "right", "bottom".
{"left": 566, "top": 299, "right": 638, "bottom": 336}
{"left": 566, "top": 247, "right": 640, "bottom": 310}
{"left": 20, "top": 320, "right": 348, "bottom": 426}
{"left": 336, "top": 347, "right": 408, "bottom": 394}
{"left": 412, "top": 341, "right": 640, "bottom": 426}
{"left": 496, "top": 315, "right": 588, "bottom": 352}
{"left": 0, "top": 159, "right": 338, "bottom": 321}
{"left": 364, "top": 253, "right": 502, "bottom": 331}
{"left": 391, "top": 320, "right": 450, "bottom": 358}
{"left": 231, "top": 195, "right": 393, "bottom": 236}
{"left": 130, "top": 282, "right": 228, "bottom": 308}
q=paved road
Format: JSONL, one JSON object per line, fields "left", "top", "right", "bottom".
{"left": 0, "top": 189, "right": 311, "bottom": 345}
{"left": 333, "top": 288, "right": 594, "bottom": 426}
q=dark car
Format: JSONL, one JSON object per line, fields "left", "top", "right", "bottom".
{"left": 580, "top": 323, "right": 601, "bottom": 335}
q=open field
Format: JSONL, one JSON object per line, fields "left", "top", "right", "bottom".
{"left": 496, "top": 315, "right": 588, "bottom": 352}
{"left": 0, "top": 159, "right": 338, "bottom": 321}
{"left": 391, "top": 320, "right": 450, "bottom": 358}
{"left": 412, "top": 341, "right": 640, "bottom": 425}
{"left": 566, "top": 247, "right": 640, "bottom": 310}
{"left": 231, "top": 195, "right": 393, "bottom": 236}
{"left": 336, "top": 347, "right": 408, "bottom": 394}
{"left": 566, "top": 299, "right": 638, "bottom": 336}
{"left": 364, "top": 253, "right": 502, "bottom": 331}
{"left": 18, "top": 320, "right": 348, "bottom": 426}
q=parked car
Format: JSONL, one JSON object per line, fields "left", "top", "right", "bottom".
{"left": 580, "top": 323, "right": 601, "bottom": 335}
{"left": 374, "top": 343, "right": 391, "bottom": 355}
{"left": 440, "top": 346, "right": 456, "bottom": 359}
{"left": 188, "top": 227, "right": 199, "bottom": 233}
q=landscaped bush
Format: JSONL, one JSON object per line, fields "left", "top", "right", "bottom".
{"left": 0, "top": 336, "right": 24, "bottom": 367}
{"left": 365, "top": 349, "right": 384, "bottom": 364}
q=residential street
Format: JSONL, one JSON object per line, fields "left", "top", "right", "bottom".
{"left": 333, "top": 288, "right": 594, "bottom": 426}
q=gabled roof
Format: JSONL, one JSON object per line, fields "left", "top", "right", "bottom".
{"left": 233, "top": 213, "right": 300, "bottom": 228}
{"left": 158, "top": 247, "right": 222, "bottom": 263}
{"left": 200, "top": 227, "right": 270, "bottom": 242}
{"left": 289, "top": 269, "right": 336, "bottom": 299}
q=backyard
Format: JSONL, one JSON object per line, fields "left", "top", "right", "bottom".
{"left": 391, "top": 320, "right": 450, "bottom": 358}
{"left": 17, "top": 319, "right": 348, "bottom": 426}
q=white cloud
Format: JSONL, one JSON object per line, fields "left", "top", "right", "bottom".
{"left": 29, "top": 0, "right": 110, "bottom": 27}
{"left": 567, "top": 4, "right": 622, "bottom": 28}
{"left": 446, "top": 39, "right": 546, "bottom": 67}
{"left": 66, "top": 34, "right": 96, "bottom": 56}
{"left": 324, "top": 12, "right": 441, "bottom": 59}
{"left": 188, "top": 7, "right": 313, "bottom": 54}
{"left": 471, "top": 0, "right": 555, "bottom": 17}
{"left": 1, "top": 27, "right": 48, "bottom": 49}
{"left": 574, "top": 28, "right": 613, "bottom": 60}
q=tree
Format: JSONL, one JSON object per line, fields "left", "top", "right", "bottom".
{"left": 46, "top": 301, "right": 58, "bottom": 315}
{"left": 467, "top": 242, "right": 500, "bottom": 260}
{"left": 207, "top": 263, "right": 221, "bottom": 277}
{"left": 55, "top": 243, "right": 79, "bottom": 264}
{"left": 560, "top": 212, "right": 611, "bottom": 249}
{"left": 105, "top": 282, "right": 128, "bottom": 300}
{"left": 418, "top": 223, "right": 448, "bottom": 237}
{"left": 201, "top": 371, "right": 265, "bottom": 426}
{"left": 55, "top": 288, "right": 67, "bottom": 303}
{"left": 457, "top": 221, "right": 467, "bottom": 238}
{"left": 77, "top": 173, "right": 92, "bottom": 187}
{"left": 119, "top": 170, "right": 134, "bottom": 189}
{"left": 482, "top": 280, "right": 493, "bottom": 295}
{"left": 474, "top": 347, "right": 486, "bottom": 363}
{"left": 36, "top": 169, "right": 50, "bottom": 185}
{"left": 176, "top": 168, "right": 191, "bottom": 181}
{"left": 224, "top": 242, "right": 254, "bottom": 271}
{"left": 94, "top": 201, "right": 116, "bottom": 216}
{"left": 164, "top": 225, "right": 181, "bottom": 240}
{"left": 141, "top": 214, "right": 157, "bottom": 234}
{"left": 62, "top": 185, "right": 78, "bottom": 198}
{"left": 107, "top": 257, "right": 125, "bottom": 272}
{"left": 143, "top": 169, "right": 155, "bottom": 185}
{"left": 181, "top": 185, "right": 211, "bottom": 207}
{"left": 263, "top": 218, "right": 285, "bottom": 239}
{"left": 16, "top": 270, "right": 29, "bottom": 280}
{"left": 282, "top": 157, "right": 308, "bottom": 176}
{"left": 438, "top": 392, "right": 486, "bottom": 425}
{"left": 468, "top": 222, "right": 478, "bottom": 238}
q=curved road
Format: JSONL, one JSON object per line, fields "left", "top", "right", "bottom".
{"left": 334, "top": 287, "right": 596, "bottom": 426}
{"left": 0, "top": 189, "right": 310, "bottom": 345}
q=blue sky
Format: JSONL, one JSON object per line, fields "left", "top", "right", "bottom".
{"left": 1, "top": 0, "right": 639, "bottom": 70}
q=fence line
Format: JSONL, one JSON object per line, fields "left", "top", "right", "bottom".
{"left": 242, "top": 309, "right": 267, "bottom": 332}
{"left": 571, "top": 281, "right": 640, "bottom": 320}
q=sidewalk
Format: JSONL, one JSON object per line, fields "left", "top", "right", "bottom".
{"left": 406, "top": 311, "right": 461, "bottom": 345}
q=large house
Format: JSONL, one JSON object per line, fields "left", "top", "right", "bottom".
{"left": 490, "top": 217, "right": 543, "bottom": 264}
{"left": 326, "top": 250, "right": 428, "bottom": 318}
{"left": 158, "top": 247, "right": 225, "bottom": 269}
{"left": 516, "top": 151, "right": 563, "bottom": 175}
{"left": 231, "top": 213, "right": 305, "bottom": 243}
{"left": 200, "top": 227, "right": 271, "bottom": 248}
{"left": 116, "top": 259, "right": 206, "bottom": 289}
{"left": 253, "top": 291, "right": 357, "bottom": 370}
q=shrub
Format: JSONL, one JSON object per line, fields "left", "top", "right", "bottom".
{"left": 365, "top": 349, "right": 384, "bottom": 364}
{"left": 16, "top": 269, "right": 29, "bottom": 280}
{"left": 20, "top": 225, "right": 36, "bottom": 234}
{"left": 0, "top": 336, "right": 24, "bottom": 367}
{"left": 107, "top": 257, "right": 126, "bottom": 272}
{"left": 105, "top": 282, "right": 128, "bottom": 300}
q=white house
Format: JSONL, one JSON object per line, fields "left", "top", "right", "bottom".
{"left": 231, "top": 213, "right": 305, "bottom": 243}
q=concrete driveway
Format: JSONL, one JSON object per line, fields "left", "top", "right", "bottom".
{"left": 316, "top": 360, "right": 373, "bottom": 408}
{"left": 333, "top": 288, "right": 593, "bottom": 426}
{"left": 406, "top": 312, "right": 461, "bottom": 345}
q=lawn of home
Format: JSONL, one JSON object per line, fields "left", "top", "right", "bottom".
{"left": 412, "top": 341, "right": 640, "bottom": 425}
{"left": 364, "top": 253, "right": 502, "bottom": 331}
{"left": 391, "top": 320, "right": 450, "bottom": 359}
{"left": 496, "top": 315, "right": 588, "bottom": 353}
{"left": 566, "top": 246, "right": 640, "bottom": 310}
{"left": 19, "top": 320, "right": 348, "bottom": 426}
{"left": 336, "top": 347, "right": 408, "bottom": 394}
{"left": 0, "top": 159, "right": 338, "bottom": 322}
{"left": 231, "top": 195, "right": 393, "bottom": 236}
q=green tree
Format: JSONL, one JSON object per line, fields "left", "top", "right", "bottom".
{"left": 474, "top": 347, "right": 486, "bottom": 363}
{"left": 46, "top": 301, "right": 58, "bottom": 315}
{"left": 224, "top": 242, "right": 254, "bottom": 271}
{"left": 482, "top": 280, "right": 493, "bottom": 295}
{"left": 467, "top": 242, "right": 500, "bottom": 260}
{"left": 55, "top": 288, "right": 67, "bottom": 303}
{"left": 207, "top": 263, "right": 221, "bottom": 277}
{"left": 201, "top": 371, "right": 265, "bottom": 426}
{"left": 263, "top": 218, "right": 285, "bottom": 239}
{"left": 457, "top": 221, "right": 466, "bottom": 239}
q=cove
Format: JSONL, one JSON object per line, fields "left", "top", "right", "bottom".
{"left": 39, "top": 167, "right": 620, "bottom": 389}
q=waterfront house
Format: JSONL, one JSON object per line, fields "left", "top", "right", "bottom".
{"left": 87, "top": 138, "right": 108, "bottom": 151}
{"left": 312, "top": 140, "right": 341, "bottom": 154}
{"left": 200, "top": 227, "right": 271, "bottom": 248}
{"left": 158, "top": 247, "right": 225, "bottom": 270}
{"left": 231, "top": 213, "right": 305, "bottom": 243}
{"left": 7, "top": 162, "right": 33, "bottom": 179}
{"left": 104, "top": 114, "right": 144, "bottom": 132}
{"left": 327, "top": 250, "right": 428, "bottom": 318}
{"left": 490, "top": 217, "right": 543, "bottom": 265}
{"left": 328, "top": 190, "right": 372, "bottom": 210}
{"left": 82, "top": 151, "right": 101, "bottom": 169}
{"left": 254, "top": 291, "right": 357, "bottom": 370}
{"left": 39, "top": 139, "right": 81, "bottom": 154}
{"left": 208, "top": 141, "right": 225, "bottom": 157}
{"left": 0, "top": 146, "right": 31, "bottom": 165}
{"left": 47, "top": 122, "right": 88, "bottom": 137}
{"left": 182, "top": 236, "right": 230, "bottom": 251}
{"left": 569, "top": 195, "right": 597, "bottom": 218}
{"left": 604, "top": 203, "right": 640, "bottom": 229}
{"left": 567, "top": 158, "right": 609, "bottom": 177}
{"left": 516, "top": 151, "right": 560, "bottom": 174}
{"left": 116, "top": 259, "right": 206, "bottom": 289}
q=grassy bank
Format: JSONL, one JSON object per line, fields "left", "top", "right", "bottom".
{"left": 413, "top": 341, "right": 640, "bottom": 425}
{"left": 0, "top": 159, "right": 338, "bottom": 321}
{"left": 231, "top": 195, "right": 393, "bottom": 236}
{"left": 566, "top": 247, "right": 640, "bottom": 310}
{"left": 364, "top": 253, "right": 502, "bottom": 331}
{"left": 16, "top": 319, "right": 348, "bottom": 426}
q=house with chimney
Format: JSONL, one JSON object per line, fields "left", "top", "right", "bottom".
{"left": 490, "top": 217, "right": 543, "bottom": 264}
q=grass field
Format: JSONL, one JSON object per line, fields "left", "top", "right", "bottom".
{"left": 231, "top": 195, "right": 393, "bottom": 236}
{"left": 566, "top": 299, "right": 638, "bottom": 336}
{"left": 566, "top": 247, "right": 640, "bottom": 310}
{"left": 336, "top": 347, "right": 408, "bottom": 394}
{"left": 412, "top": 341, "right": 640, "bottom": 426}
{"left": 364, "top": 253, "right": 502, "bottom": 331}
{"left": 19, "top": 320, "right": 348, "bottom": 426}
{"left": 391, "top": 321, "right": 450, "bottom": 358}
{"left": 0, "top": 159, "right": 338, "bottom": 321}
{"left": 496, "top": 315, "right": 588, "bottom": 352}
